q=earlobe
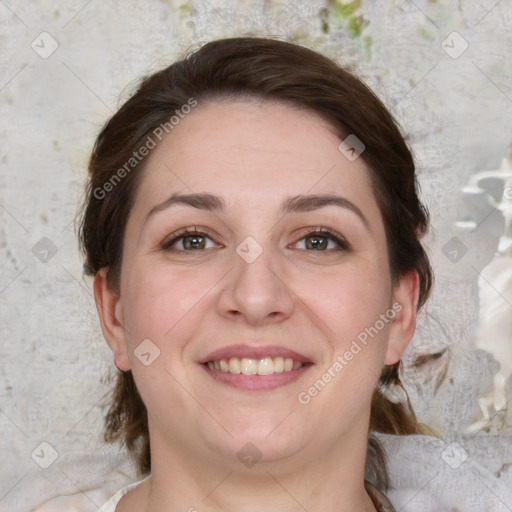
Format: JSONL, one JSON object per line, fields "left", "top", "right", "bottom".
{"left": 384, "top": 270, "right": 420, "bottom": 365}
{"left": 93, "top": 268, "right": 131, "bottom": 371}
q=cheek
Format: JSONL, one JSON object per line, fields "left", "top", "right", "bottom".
{"left": 121, "top": 261, "right": 221, "bottom": 347}
{"left": 305, "top": 262, "right": 391, "bottom": 329}
{"left": 297, "top": 272, "right": 391, "bottom": 418}
{"left": 300, "top": 265, "right": 392, "bottom": 372}
{"left": 119, "top": 264, "right": 212, "bottom": 418}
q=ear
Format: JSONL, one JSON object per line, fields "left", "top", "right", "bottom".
{"left": 93, "top": 268, "right": 131, "bottom": 371}
{"left": 384, "top": 269, "right": 420, "bottom": 365}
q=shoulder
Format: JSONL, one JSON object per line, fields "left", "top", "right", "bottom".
{"left": 99, "top": 475, "right": 151, "bottom": 512}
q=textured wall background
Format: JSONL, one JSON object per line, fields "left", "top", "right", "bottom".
{"left": 1, "top": 0, "right": 511, "bottom": 510}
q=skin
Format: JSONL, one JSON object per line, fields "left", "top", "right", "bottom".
{"left": 94, "top": 99, "right": 419, "bottom": 512}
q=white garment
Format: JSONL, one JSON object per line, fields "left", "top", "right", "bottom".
{"left": 98, "top": 475, "right": 150, "bottom": 512}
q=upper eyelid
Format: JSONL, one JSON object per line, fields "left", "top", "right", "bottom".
{"left": 160, "top": 226, "right": 219, "bottom": 248}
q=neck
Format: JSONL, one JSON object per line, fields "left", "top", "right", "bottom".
{"left": 141, "top": 424, "right": 378, "bottom": 512}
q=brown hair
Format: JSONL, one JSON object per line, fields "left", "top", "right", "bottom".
{"left": 78, "top": 36, "right": 433, "bottom": 490}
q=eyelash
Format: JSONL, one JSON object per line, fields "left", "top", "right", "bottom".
{"left": 160, "top": 226, "right": 350, "bottom": 252}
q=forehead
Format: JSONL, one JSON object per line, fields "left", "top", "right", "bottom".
{"left": 138, "top": 99, "right": 374, "bottom": 199}
{"left": 126, "top": 99, "right": 385, "bottom": 239}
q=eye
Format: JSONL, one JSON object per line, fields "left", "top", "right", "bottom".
{"left": 293, "top": 228, "right": 350, "bottom": 251}
{"left": 160, "top": 226, "right": 349, "bottom": 253}
{"left": 161, "top": 227, "right": 220, "bottom": 251}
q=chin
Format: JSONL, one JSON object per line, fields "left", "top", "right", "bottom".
{"left": 209, "top": 416, "right": 307, "bottom": 463}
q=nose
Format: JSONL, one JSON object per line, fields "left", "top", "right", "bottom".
{"left": 217, "top": 243, "right": 295, "bottom": 326}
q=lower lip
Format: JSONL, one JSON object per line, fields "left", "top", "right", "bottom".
{"left": 200, "top": 364, "right": 313, "bottom": 391}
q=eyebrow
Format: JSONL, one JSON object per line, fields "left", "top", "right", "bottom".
{"left": 143, "top": 192, "right": 369, "bottom": 229}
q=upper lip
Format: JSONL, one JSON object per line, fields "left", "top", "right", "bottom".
{"left": 198, "top": 344, "right": 312, "bottom": 364}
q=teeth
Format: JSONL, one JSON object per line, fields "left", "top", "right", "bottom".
{"left": 241, "top": 358, "right": 258, "bottom": 375}
{"left": 206, "top": 356, "right": 304, "bottom": 375}
{"left": 228, "top": 357, "right": 241, "bottom": 374}
{"left": 258, "top": 357, "right": 274, "bottom": 375}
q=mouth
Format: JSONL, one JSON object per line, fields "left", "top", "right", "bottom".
{"left": 198, "top": 345, "right": 314, "bottom": 391}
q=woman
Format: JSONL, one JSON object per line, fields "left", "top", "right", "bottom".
{"left": 79, "top": 36, "right": 433, "bottom": 512}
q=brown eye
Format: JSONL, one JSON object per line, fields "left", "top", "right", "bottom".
{"left": 161, "top": 228, "right": 219, "bottom": 251}
{"left": 295, "top": 229, "right": 350, "bottom": 251}
{"left": 304, "top": 235, "right": 331, "bottom": 250}
{"left": 179, "top": 234, "right": 207, "bottom": 250}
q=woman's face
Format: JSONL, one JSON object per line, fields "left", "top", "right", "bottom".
{"left": 96, "top": 99, "right": 418, "bottom": 469}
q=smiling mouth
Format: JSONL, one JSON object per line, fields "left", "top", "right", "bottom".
{"left": 204, "top": 356, "right": 313, "bottom": 376}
